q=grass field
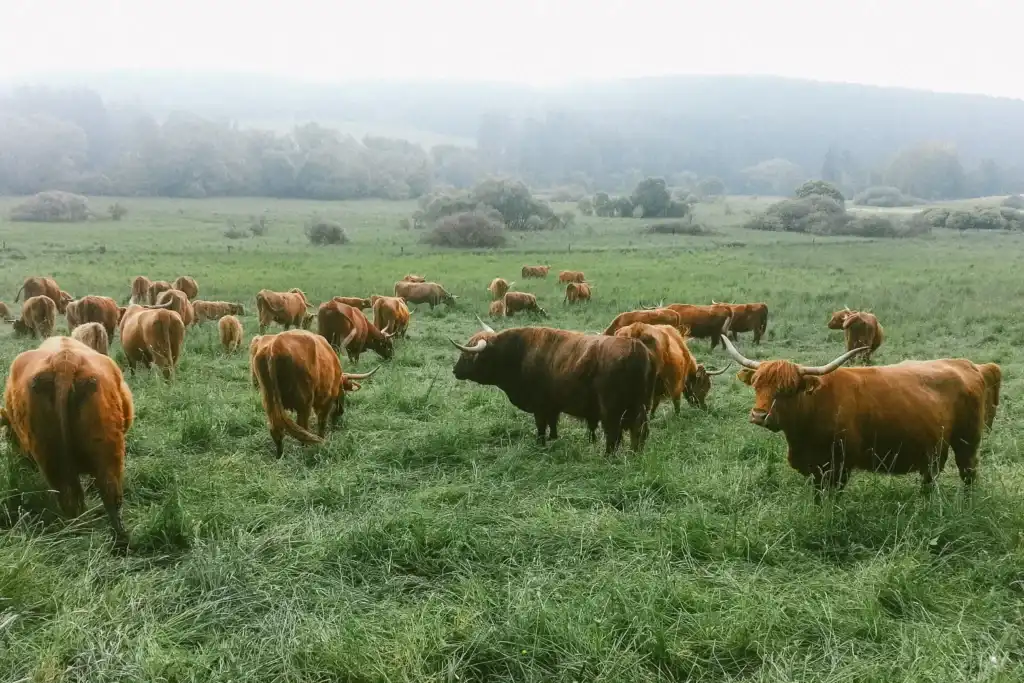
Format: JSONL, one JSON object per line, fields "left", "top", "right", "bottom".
{"left": 2, "top": 195, "right": 1024, "bottom": 682}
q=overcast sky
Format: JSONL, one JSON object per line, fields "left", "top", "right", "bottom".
{"left": 2, "top": 0, "right": 1019, "bottom": 99}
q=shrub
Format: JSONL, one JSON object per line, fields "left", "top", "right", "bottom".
{"left": 795, "top": 180, "right": 845, "bottom": 203}
{"left": 423, "top": 210, "right": 506, "bottom": 248}
{"left": 410, "top": 180, "right": 561, "bottom": 232}
{"left": 853, "top": 186, "right": 923, "bottom": 207}
{"left": 833, "top": 215, "right": 900, "bottom": 238}
{"left": 549, "top": 186, "right": 587, "bottom": 202}
{"left": 645, "top": 221, "right": 712, "bottom": 235}
{"left": 109, "top": 202, "right": 128, "bottom": 221}
{"left": 943, "top": 208, "right": 1022, "bottom": 232}
{"left": 1001, "top": 194, "right": 1024, "bottom": 209}
{"left": 10, "top": 191, "right": 90, "bottom": 222}
{"left": 249, "top": 214, "right": 269, "bottom": 236}
{"left": 912, "top": 207, "right": 951, "bottom": 229}
{"left": 223, "top": 225, "right": 248, "bottom": 239}
{"left": 577, "top": 197, "right": 594, "bottom": 216}
{"left": 398, "top": 217, "right": 412, "bottom": 230}
{"left": 305, "top": 219, "right": 349, "bottom": 245}
{"left": 744, "top": 196, "right": 848, "bottom": 234}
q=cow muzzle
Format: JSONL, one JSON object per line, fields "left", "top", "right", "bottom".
{"left": 749, "top": 409, "right": 781, "bottom": 432}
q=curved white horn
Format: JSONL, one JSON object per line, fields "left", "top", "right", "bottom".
{"left": 719, "top": 333, "right": 760, "bottom": 370}
{"left": 342, "top": 326, "right": 359, "bottom": 348}
{"left": 800, "top": 347, "right": 870, "bottom": 376}
{"left": 476, "top": 315, "right": 495, "bottom": 334}
{"left": 449, "top": 337, "right": 487, "bottom": 354}
{"left": 705, "top": 362, "right": 733, "bottom": 376}
{"left": 344, "top": 365, "right": 380, "bottom": 381}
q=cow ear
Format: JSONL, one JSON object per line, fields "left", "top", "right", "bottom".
{"left": 801, "top": 376, "right": 822, "bottom": 394}
{"left": 735, "top": 368, "right": 755, "bottom": 386}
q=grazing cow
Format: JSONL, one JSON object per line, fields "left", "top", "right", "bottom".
{"left": 978, "top": 362, "right": 1002, "bottom": 430}
{"left": 317, "top": 300, "right": 394, "bottom": 362}
{"left": 332, "top": 296, "right": 372, "bottom": 310}
{"left": 249, "top": 329, "right": 378, "bottom": 457}
{"left": 0, "top": 301, "right": 8, "bottom": 319}
{"left": 2, "top": 336, "right": 134, "bottom": 549}
{"left": 119, "top": 303, "right": 184, "bottom": 380}
{"left": 564, "top": 282, "right": 592, "bottom": 304}
{"left": 394, "top": 281, "right": 457, "bottom": 309}
{"left": 65, "top": 295, "right": 120, "bottom": 338}
{"left": 15, "top": 276, "right": 72, "bottom": 314}
{"left": 156, "top": 289, "right": 195, "bottom": 327}
{"left": 720, "top": 333, "right": 993, "bottom": 498}
{"left": 665, "top": 304, "right": 733, "bottom": 349}
{"left": 193, "top": 300, "right": 245, "bottom": 323}
{"left": 9, "top": 295, "right": 57, "bottom": 338}
{"left": 401, "top": 274, "right": 426, "bottom": 283}
{"left": 372, "top": 296, "right": 411, "bottom": 338}
{"left": 71, "top": 322, "right": 110, "bottom": 355}
{"left": 172, "top": 276, "right": 199, "bottom": 300}
{"left": 502, "top": 291, "right": 547, "bottom": 317}
{"left": 603, "top": 308, "right": 681, "bottom": 336}
{"left": 521, "top": 265, "right": 551, "bottom": 279}
{"left": 488, "top": 298, "right": 506, "bottom": 318}
{"left": 147, "top": 280, "right": 173, "bottom": 305}
{"left": 712, "top": 300, "right": 769, "bottom": 344}
{"left": 255, "top": 288, "right": 314, "bottom": 334}
{"left": 828, "top": 308, "right": 884, "bottom": 363}
{"left": 488, "top": 278, "right": 514, "bottom": 301}
{"left": 130, "top": 276, "right": 153, "bottom": 305}
{"left": 219, "top": 315, "right": 243, "bottom": 353}
{"left": 614, "top": 323, "right": 731, "bottom": 413}
{"left": 558, "top": 270, "right": 586, "bottom": 284}
{"left": 449, "top": 317, "right": 656, "bottom": 454}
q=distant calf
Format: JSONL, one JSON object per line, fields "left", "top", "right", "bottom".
{"left": 521, "top": 265, "right": 550, "bottom": 278}
{"left": 564, "top": 282, "right": 592, "bottom": 304}
{"left": 828, "top": 308, "right": 883, "bottom": 363}
{"left": 72, "top": 322, "right": 110, "bottom": 355}
{"left": 502, "top": 292, "right": 546, "bottom": 317}
{"left": 173, "top": 276, "right": 199, "bottom": 300}
{"left": 15, "top": 276, "right": 72, "bottom": 314}
{"left": 65, "top": 295, "right": 120, "bottom": 338}
{"left": 130, "top": 276, "right": 153, "bottom": 305}
{"left": 558, "top": 270, "right": 585, "bottom": 284}
{"left": 256, "top": 289, "right": 313, "bottom": 333}
{"left": 119, "top": 304, "right": 185, "bottom": 380}
{"left": 9, "top": 295, "right": 57, "bottom": 338}
{"left": 488, "top": 278, "right": 513, "bottom": 301}
{"left": 193, "top": 300, "right": 245, "bottom": 323}
{"left": 2, "top": 336, "right": 134, "bottom": 550}
{"left": 219, "top": 315, "right": 243, "bottom": 353}
{"left": 0, "top": 301, "right": 11, "bottom": 319}
{"left": 394, "top": 281, "right": 457, "bottom": 309}
{"left": 712, "top": 300, "right": 768, "bottom": 345}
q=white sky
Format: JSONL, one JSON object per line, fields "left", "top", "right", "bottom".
{"left": 1, "top": 0, "right": 1020, "bottom": 99}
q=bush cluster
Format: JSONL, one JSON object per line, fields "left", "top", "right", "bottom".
{"left": 921, "top": 206, "right": 1024, "bottom": 231}
{"left": 853, "top": 186, "right": 923, "bottom": 207}
{"left": 423, "top": 209, "right": 506, "bottom": 248}
{"left": 746, "top": 190, "right": 928, "bottom": 238}
{"left": 305, "top": 219, "right": 349, "bottom": 245}
{"left": 10, "top": 191, "right": 90, "bottom": 222}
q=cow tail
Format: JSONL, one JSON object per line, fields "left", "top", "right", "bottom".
{"left": 14, "top": 283, "right": 25, "bottom": 302}
{"left": 758, "top": 306, "right": 769, "bottom": 337}
{"left": 255, "top": 346, "right": 322, "bottom": 445}
{"left": 53, "top": 363, "right": 76, "bottom": 482}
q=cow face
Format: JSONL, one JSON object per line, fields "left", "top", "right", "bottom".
{"left": 827, "top": 309, "right": 852, "bottom": 329}
{"left": 302, "top": 313, "right": 315, "bottom": 330}
{"left": 230, "top": 303, "right": 245, "bottom": 315}
{"left": 735, "top": 362, "right": 821, "bottom": 432}
{"left": 450, "top": 325, "right": 500, "bottom": 384}
{"left": 685, "top": 366, "right": 714, "bottom": 409}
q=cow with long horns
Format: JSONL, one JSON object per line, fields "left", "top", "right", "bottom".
{"left": 719, "top": 323, "right": 992, "bottom": 499}
{"left": 450, "top": 317, "right": 656, "bottom": 454}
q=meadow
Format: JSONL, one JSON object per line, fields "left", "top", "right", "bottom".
{"left": 2, "top": 195, "right": 1024, "bottom": 682}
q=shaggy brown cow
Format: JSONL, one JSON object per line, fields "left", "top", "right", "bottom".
{"left": 318, "top": 300, "right": 394, "bottom": 362}
{"left": 978, "top": 362, "right": 1001, "bottom": 430}
{"left": 394, "top": 281, "right": 457, "bottom": 309}
{"left": 372, "top": 296, "right": 411, "bottom": 338}
{"left": 712, "top": 300, "right": 769, "bottom": 344}
{"left": 603, "top": 308, "right": 681, "bottom": 336}
{"left": 156, "top": 289, "right": 196, "bottom": 327}
{"left": 147, "top": 280, "right": 173, "bottom": 305}
{"left": 71, "top": 322, "right": 110, "bottom": 355}
{"left": 193, "top": 300, "right": 245, "bottom": 323}
{"left": 488, "top": 278, "right": 514, "bottom": 301}
{"left": 0, "top": 301, "right": 8, "bottom": 319}
{"left": 172, "top": 276, "right": 199, "bottom": 300}
{"left": 521, "top": 265, "right": 551, "bottom": 279}
{"left": 615, "top": 323, "right": 731, "bottom": 412}
{"left": 219, "top": 315, "right": 243, "bottom": 353}
{"left": 721, "top": 333, "right": 993, "bottom": 498}
{"left": 256, "top": 288, "right": 314, "bottom": 334}
{"left": 449, "top": 317, "right": 656, "bottom": 453}
{"left": 401, "top": 274, "right": 427, "bottom": 283}
{"left": 15, "top": 276, "right": 72, "bottom": 314}
{"left": 665, "top": 303, "right": 733, "bottom": 349}
{"left": 65, "top": 295, "right": 120, "bottom": 338}
{"left": 2, "top": 336, "right": 134, "bottom": 549}
{"left": 9, "top": 295, "right": 57, "bottom": 338}
{"left": 332, "top": 296, "right": 372, "bottom": 310}
{"left": 502, "top": 291, "right": 547, "bottom": 317}
{"left": 827, "top": 308, "right": 884, "bottom": 363}
{"left": 488, "top": 299, "right": 506, "bottom": 318}
{"left": 558, "top": 270, "right": 586, "bottom": 284}
{"left": 250, "top": 329, "right": 378, "bottom": 457}
{"left": 130, "top": 276, "right": 153, "bottom": 305}
{"left": 119, "top": 304, "right": 185, "bottom": 380}
{"left": 564, "top": 282, "right": 592, "bottom": 304}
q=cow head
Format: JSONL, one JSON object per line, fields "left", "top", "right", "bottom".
{"left": 450, "top": 316, "right": 501, "bottom": 383}
{"left": 721, "top": 333, "right": 867, "bottom": 432}
{"left": 684, "top": 363, "right": 733, "bottom": 410}
{"left": 375, "top": 323, "right": 396, "bottom": 359}
{"left": 489, "top": 299, "right": 506, "bottom": 318}
{"left": 57, "top": 291, "right": 73, "bottom": 314}
{"left": 370, "top": 295, "right": 382, "bottom": 306}
{"left": 302, "top": 312, "right": 315, "bottom": 329}
{"left": 827, "top": 308, "right": 853, "bottom": 330}
{"left": 118, "top": 307, "right": 127, "bottom": 324}
{"left": 230, "top": 303, "right": 245, "bottom": 316}
{"left": 443, "top": 291, "right": 459, "bottom": 307}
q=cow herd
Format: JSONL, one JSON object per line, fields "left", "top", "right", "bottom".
{"left": 0, "top": 264, "right": 1005, "bottom": 551}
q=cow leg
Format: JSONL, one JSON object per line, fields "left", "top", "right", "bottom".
{"left": 271, "top": 428, "right": 285, "bottom": 458}
{"left": 603, "top": 422, "right": 624, "bottom": 455}
{"left": 953, "top": 438, "right": 980, "bottom": 488}
{"left": 95, "top": 473, "right": 129, "bottom": 552}
{"left": 629, "top": 412, "right": 650, "bottom": 453}
{"left": 671, "top": 395, "right": 681, "bottom": 415}
{"left": 297, "top": 407, "right": 312, "bottom": 433}
{"left": 587, "top": 418, "right": 599, "bottom": 443}
{"left": 547, "top": 413, "right": 560, "bottom": 440}
{"left": 533, "top": 413, "right": 547, "bottom": 446}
